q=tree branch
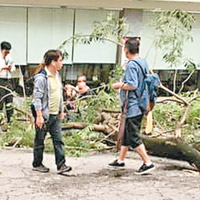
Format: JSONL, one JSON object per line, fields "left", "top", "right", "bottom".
{"left": 178, "top": 69, "right": 195, "bottom": 94}
{"left": 160, "top": 83, "right": 189, "bottom": 106}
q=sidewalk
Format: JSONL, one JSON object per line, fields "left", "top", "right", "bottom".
{"left": 0, "top": 148, "right": 199, "bottom": 200}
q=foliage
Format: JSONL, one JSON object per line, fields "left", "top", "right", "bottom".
{"left": 155, "top": 9, "right": 195, "bottom": 67}
{"left": 0, "top": 120, "right": 34, "bottom": 148}
{"left": 109, "top": 64, "right": 125, "bottom": 85}
{"left": 73, "top": 63, "right": 125, "bottom": 124}
{"left": 153, "top": 102, "right": 182, "bottom": 130}
{"left": 0, "top": 104, "right": 34, "bottom": 148}
{"left": 44, "top": 126, "right": 105, "bottom": 157}
{"left": 186, "top": 99, "right": 200, "bottom": 129}
{"left": 152, "top": 92, "right": 200, "bottom": 143}
{"left": 75, "top": 85, "right": 120, "bottom": 123}
{"left": 183, "top": 59, "right": 196, "bottom": 72}
{"left": 59, "top": 12, "right": 129, "bottom": 59}
{"left": 92, "top": 12, "right": 129, "bottom": 42}
{"left": 64, "top": 127, "right": 105, "bottom": 157}
{"left": 59, "top": 60, "right": 125, "bottom": 155}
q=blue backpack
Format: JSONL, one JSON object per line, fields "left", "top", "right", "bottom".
{"left": 133, "top": 60, "right": 160, "bottom": 114}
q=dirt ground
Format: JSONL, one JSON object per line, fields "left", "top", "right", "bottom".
{"left": 0, "top": 148, "right": 200, "bottom": 200}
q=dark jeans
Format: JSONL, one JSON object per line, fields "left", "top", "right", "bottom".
{"left": 0, "top": 78, "right": 14, "bottom": 122}
{"left": 32, "top": 114, "right": 65, "bottom": 170}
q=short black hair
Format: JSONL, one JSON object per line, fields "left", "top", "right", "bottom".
{"left": 44, "top": 49, "right": 63, "bottom": 66}
{"left": 1, "top": 41, "right": 12, "bottom": 50}
{"left": 124, "top": 37, "right": 140, "bottom": 54}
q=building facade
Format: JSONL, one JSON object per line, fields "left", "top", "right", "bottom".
{"left": 0, "top": 1, "right": 199, "bottom": 88}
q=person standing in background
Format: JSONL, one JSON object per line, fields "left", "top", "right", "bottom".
{"left": 76, "top": 74, "right": 93, "bottom": 97}
{"left": 0, "top": 41, "right": 15, "bottom": 123}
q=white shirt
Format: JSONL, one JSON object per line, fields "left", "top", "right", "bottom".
{"left": 0, "top": 54, "right": 15, "bottom": 79}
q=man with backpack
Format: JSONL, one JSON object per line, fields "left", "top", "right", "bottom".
{"left": 32, "top": 49, "right": 72, "bottom": 174}
{"left": 109, "top": 37, "right": 155, "bottom": 175}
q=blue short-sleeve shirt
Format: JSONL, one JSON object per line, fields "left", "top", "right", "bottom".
{"left": 120, "top": 57, "right": 149, "bottom": 118}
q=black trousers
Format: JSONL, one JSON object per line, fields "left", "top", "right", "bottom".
{"left": 0, "top": 78, "right": 14, "bottom": 122}
{"left": 33, "top": 115, "right": 66, "bottom": 170}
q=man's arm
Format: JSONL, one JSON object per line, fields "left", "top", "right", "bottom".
{"left": 0, "top": 65, "right": 11, "bottom": 71}
{"left": 8, "top": 56, "right": 15, "bottom": 72}
{"left": 112, "top": 82, "right": 135, "bottom": 91}
{"left": 3, "top": 56, "right": 15, "bottom": 72}
{"left": 33, "top": 76, "right": 45, "bottom": 129}
{"left": 59, "top": 76, "right": 65, "bottom": 120}
{"left": 112, "top": 64, "right": 139, "bottom": 91}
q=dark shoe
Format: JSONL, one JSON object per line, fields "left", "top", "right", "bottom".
{"left": 108, "top": 159, "right": 125, "bottom": 167}
{"left": 135, "top": 163, "right": 155, "bottom": 175}
{"left": 142, "top": 131, "right": 151, "bottom": 135}
{"left": 57, "top": 164, "right": 72, "bottom": 174}
{"left": 32, "top": 164, "right": 50, "bottom": 173}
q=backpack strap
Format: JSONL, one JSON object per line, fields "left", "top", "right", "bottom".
{"left": 39, "top": 69, "right": 47, "bottom": 77}
{"left": 131, "top": 60, "right": 147, "bottom": 99}
{"left": 131, "top": 60, "right": 147, "bottom": 77}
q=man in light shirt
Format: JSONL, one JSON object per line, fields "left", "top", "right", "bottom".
{"left": 0, "top": 41, "right": 15, "bottom": 123}
{"left": 32, "top": 49, "right": 72, "bottom": 174}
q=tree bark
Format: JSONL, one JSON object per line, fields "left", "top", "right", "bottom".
{"left": 62, "top": 122, "right": 109, "bottom": 133}
{"left": 141, "top": 135, "right": 200, "bottom": 171}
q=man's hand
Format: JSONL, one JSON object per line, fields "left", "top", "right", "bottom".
{"left": 8, "top": 65, "right": 11, "bottom": 71}
{"left": 111, "top": 82, "right": 123, "bottom": 90}
{"left": 59, "top": 112, "right": 66, "bottom": 120}
{"left": 36, "top": 116, "right": 44, "bottom": 129}
{"left": 36, "top": 110, "right": 44, "bottom": 129}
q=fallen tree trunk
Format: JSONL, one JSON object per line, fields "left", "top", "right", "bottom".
{"left": 62, "top": 122, "right": 200, "bottom": 171}
{"left": 141, "top": 135, "right": 200, "bottom": 171}
{"left": 62, "top": 122, "right": 109, "bottom": 133}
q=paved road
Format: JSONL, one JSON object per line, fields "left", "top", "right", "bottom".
{"left": 0, "top": 148, "right": 199, "bottom": 200}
